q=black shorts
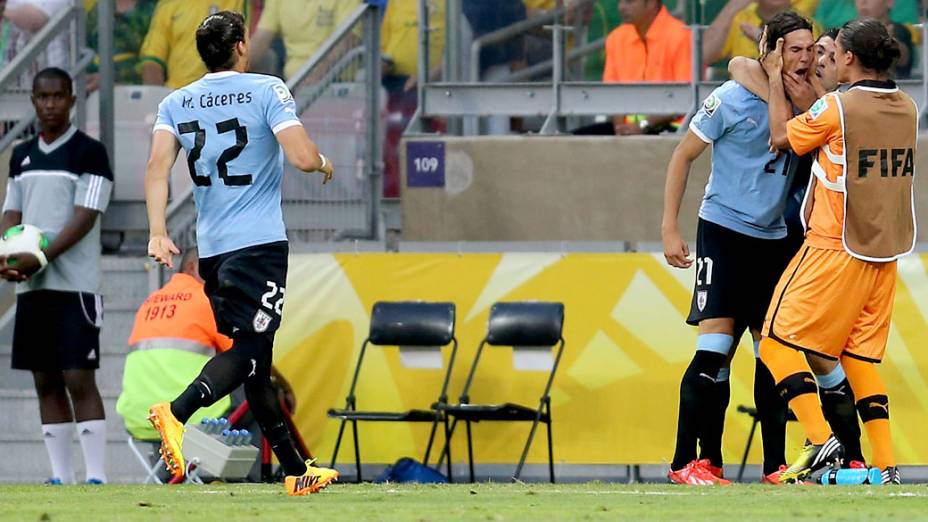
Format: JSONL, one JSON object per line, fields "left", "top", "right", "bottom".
{"left": 11, "top": 290, "right": 102, "bottom": 371}
{"left": 686, "top": 219, "right": 799, "bottom": 331}
{"left": 199, "top": 241, "right": 289, "bottom": 340}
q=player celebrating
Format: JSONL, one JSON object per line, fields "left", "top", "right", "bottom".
{"left": 758, "top": 19, "right": 914, "bottom": 484}
{"left": 728, "top": 27, "right": 869, "bottom": 470}
{"left": 144, "top": 11, "right": 336, "bottom": 495}
{"left": 661, "top": 11, "right": 814, "bottom": 485}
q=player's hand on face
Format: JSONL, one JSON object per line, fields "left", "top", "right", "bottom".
{"left": 148, "top": 235, "right": 180, "bottom": 269}
{"left": 662, "top": 228, "right": 693, "bottom": 269}
{"left": 784, "top": 72, "right": 817, "bottom": 112}
{"left": 5, "top": 252, "right": 42, "bottom": 279}
{"left": 761, "top": 38, "right": 784, "bottom": 76}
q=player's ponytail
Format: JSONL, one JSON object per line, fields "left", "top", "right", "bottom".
{"left": 838, "top": 18, "right": 902, "bottom": 73}
{"left": 196, "top": 11, "right": 247, "bottom": 72}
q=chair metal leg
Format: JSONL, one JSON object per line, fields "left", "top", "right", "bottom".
{"left": 514, "top": 414, "right": 543, "bottom": 482}
{"left": 466, "top": 420, "right": 475, "bottom": 483}
{"left": 423, "top": 417, "right": 440, "bottom": 465}
{"left": 443, "top": 416, "right": 453, "bottom": 483}
{"left": 330, "top": 418, "right": 347, "bottom": 469}
{"left": 352, "top": 419, "right": 362, "bottom": 483}
{"left": 737, "top": 418, "right": 760, "bottom": 482}
{"left": 546, "top": 419, "right": 555, "bottom": 484}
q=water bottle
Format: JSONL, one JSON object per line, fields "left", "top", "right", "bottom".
{"left": 199, "top": 418, "right": 211, "bottom": 433}
{"left": 217, "top": 418, "right": 229, "bottom": 432}
{"left": 819, "top": 468, "right": 882, "bottom": 485}
{"left": 228, "top": 429, "right": 241, "bottom": 445}
{"left": 207, "top": 418, "right": 220, "bottom": 434}
{"left": 221, "top": 429, "right": 232, "bottom": 444}
{"left": 238, "top": 429, "right": 251, "bottom": 446}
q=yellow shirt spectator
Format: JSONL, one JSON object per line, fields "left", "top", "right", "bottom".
{"left": 523, "top": 0, "right": 557, "bottom": 9}
{"left": 381, "top": 0, "right": 445, "bottom": 78}
{"left": 139, "top": 0, "right": 250, "bottom": 89}
{"left": 721, "top": 1, "right": 819, "bottom": 60}
{"left": 257, "top": 0, "right": 361, "bottom": 80}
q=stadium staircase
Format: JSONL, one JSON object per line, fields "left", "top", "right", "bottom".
{"left": 0, "top": 257, "right": 150, "bottom": 483}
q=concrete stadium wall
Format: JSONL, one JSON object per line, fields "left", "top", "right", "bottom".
{"left": 399, "top": 136, "right": 928, "bottom": 242}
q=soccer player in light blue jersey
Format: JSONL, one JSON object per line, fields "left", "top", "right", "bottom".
{"left": 661, "top": 12, "right": 816, "bottom": 486}
{"left": 143, "top": 11, "right": 338, "bottom": 496}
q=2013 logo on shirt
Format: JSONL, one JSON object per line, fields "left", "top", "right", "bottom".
{"left": 702, "top": 94, "right": 721, "bottom": 117}
{"left": 273, "top": 84, "right": 294, "bottom": 104}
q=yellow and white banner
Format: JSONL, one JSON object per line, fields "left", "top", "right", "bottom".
{"left": 275, "top": 253, "right": 928, "bottom": 465}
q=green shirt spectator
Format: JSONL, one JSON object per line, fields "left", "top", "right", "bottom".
{"left": 86, "top": 0, "right": 156, "bottom": 88}
{"left": 814, "top": 0, "right": 919, "bottom": 28}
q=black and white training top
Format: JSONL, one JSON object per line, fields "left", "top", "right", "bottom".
{"left": 4, "top": 125, "right": 113, "bottom": 295}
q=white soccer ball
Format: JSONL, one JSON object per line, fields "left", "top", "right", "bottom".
{"left": 0, "top": 224, "right": 49, "bottom": 259}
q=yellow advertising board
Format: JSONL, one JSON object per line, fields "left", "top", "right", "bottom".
{"left": 275, "top": 253, "right": 928, "bottom": 466}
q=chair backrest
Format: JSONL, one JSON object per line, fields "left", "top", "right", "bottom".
{"left": 342, "top": 301, "right": 458, "bottom": 407}
{"left": 486, "top": 302, "right": 564, "bottom": 347}
{"left": 459, "top": 301, "right": 566, "bottom": 403}
{"left": 369, "top": 301, "right": 456, "bottom": 347}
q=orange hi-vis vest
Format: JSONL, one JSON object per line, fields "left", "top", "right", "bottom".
{"left": 127, "top": 273, "right": 232, "bottom": 353}
{"left": 786, "top": 80, "right": 917, "bottom": 262}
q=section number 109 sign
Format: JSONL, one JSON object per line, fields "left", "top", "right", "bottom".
{"left": 406, "top": 141, "right": 445, "bottom": 188}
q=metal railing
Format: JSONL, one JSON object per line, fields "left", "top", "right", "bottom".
{"left": 164, "top": 2, "right": 385, "bottom": 247}
{"left": 411, "top": 0, "right": 928, "bottom": 135}
{"left": 0, "top": 4, "right": 91, "bottom": 153}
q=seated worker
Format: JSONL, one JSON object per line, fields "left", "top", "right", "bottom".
{"left": 579, "top": 0, "right": 691, "bottom": 135}
{"left": 117, "top": 247, "right": 234, "bottom": 443}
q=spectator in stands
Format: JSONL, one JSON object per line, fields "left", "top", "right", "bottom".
{"left": 522, "top": 0, "right": 560, "bottom": 66}
{"left": 381, "top": 0, "right": 445, "bottom": 198}
{"left": 569, "top": 0, "right": 622, "bottom": 81}
{"left": 139, "top": 0, "right": 252, "bottom": 89}
{"left": 250, "top": 0, "right": 361, "bottom": 82}
{"left": 3, "top": 0, "right": 71, "bottom": 89}
{"left": 855, "top": 0, "right": 914, "bottom": 78}
{"left": 815, "top": 0, "right": 919, "bottom": 29}
{"left": 85, "top": 0, "right": 156, "bottom": 90}
{"left": 600, "top": 0, "right": 691, "bottom": 135}
{"left": 703, "top": 0, "right": 818, "bottom": 66}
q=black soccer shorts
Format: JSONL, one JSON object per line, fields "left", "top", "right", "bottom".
{"left": 685, "top": 218, "right": 799, "bottom": 332}
{"left": 199, "top": 241, "right": 289, "bottom": 341}
{"left": 11, "top": 290, "right": 102, "bottom": 371}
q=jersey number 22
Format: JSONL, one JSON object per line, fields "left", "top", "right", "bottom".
{"left": 178, "top": 118, "right": 253, "bottom": 187}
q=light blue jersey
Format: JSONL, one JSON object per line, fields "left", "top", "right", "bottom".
{"left": 689, "top": 81, "right": 798, "bottom": 240}
{"left": 154, "top": 71, "right": 303, "bottom": 257}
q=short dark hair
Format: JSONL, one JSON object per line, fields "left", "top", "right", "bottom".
{"left": 195, "top": 11, "right": 246, "bottom": 72}
{"left": 818, "top": 27, "right": 840, "bottom": 43}
{"left": 838, "top": 18, "right": 901, "bottom": 73}
{"left": 764, "top": 11, "right": 814, "bottom": 53}
{"left": 32, "top": 67, "right": 73, "bottom": 94}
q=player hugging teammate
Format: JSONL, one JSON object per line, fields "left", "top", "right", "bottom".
{"left": 661, "top": 10, "right": 877, "bottom": 486}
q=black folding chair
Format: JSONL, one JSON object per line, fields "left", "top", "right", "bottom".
{"left": 437, "top": 302, "right": 565, "bottom": 483}
{"left": 327, "top": 301, "right": 458, "bottom": 482}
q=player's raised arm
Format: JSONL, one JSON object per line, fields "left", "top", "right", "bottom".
{"left": 662, "top": 130, "right": 708, "bottom": 269}
{"left": 275, "top": 126, "right": 333, "bottom": 182}
{"left": 145, "top": 129, "right": 181, "bottom": 268}
{"left": 729, "top": 57, "right": 769, "bottom": 101}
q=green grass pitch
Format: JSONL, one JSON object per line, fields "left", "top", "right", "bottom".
{"left": 1, "top": 483, "right": 926, "bottom": 521}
